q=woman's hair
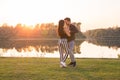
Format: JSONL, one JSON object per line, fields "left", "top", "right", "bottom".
{"left": 57, "top": 20, "right": 65, "bottom": 36}
{"left": 58, "top": 20, "right": 64, "bottom": 28}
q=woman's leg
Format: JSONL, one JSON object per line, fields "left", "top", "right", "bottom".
{"left": 58, "top": 42, "right": 64, "bottom": 62}
{"left": 58, "top": 39, "right": 67, "bottom": 67}
{"left": 58, "top": 39, "right": 69, "bottom": 62}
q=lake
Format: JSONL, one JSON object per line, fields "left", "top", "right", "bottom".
{"left": 0, "top": 39, "right": 120, "bottom": 58}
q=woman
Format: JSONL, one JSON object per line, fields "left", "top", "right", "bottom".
{"left": 57, "top": 20, "right": 73, "bottom": 68}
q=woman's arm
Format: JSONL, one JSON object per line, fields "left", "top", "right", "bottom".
{"left": 64, "top": 24, "right": 71, "bottom": 37}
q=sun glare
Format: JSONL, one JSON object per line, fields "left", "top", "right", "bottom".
{"left": 0, "top": 0, "right": 120, "bottom": 31}
{"left": 0, "top": 0, "right": 60, "bottom": 27}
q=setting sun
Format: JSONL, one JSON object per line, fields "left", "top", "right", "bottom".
{"left": 0, "top": 0, "right": 120, "bottom": 31}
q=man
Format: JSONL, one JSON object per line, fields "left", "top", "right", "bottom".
{"left": 64, "top": 17, "right": 79, "bottom": 67}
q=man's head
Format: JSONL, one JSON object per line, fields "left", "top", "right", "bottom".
{"left": 64, "top": 17, "right": 71, "bottom": 26}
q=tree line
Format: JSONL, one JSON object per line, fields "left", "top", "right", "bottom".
{"left": 84, "top": 26, "right": 120, "bottom": 40}
{"left": 0, "top": 23, "right": 85, "bottom": 40}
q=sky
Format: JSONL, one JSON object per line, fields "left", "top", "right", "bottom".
{"left": 0, "top": 0, "right": 120, "bottom": 32}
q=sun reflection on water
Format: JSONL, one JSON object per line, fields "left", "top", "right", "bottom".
{"left": 0, "top": 41, "right": 120, "bottom": 58}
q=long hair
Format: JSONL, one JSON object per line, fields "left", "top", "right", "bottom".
{"left": 57, "top": 20, "right": 65, "bottom": 36}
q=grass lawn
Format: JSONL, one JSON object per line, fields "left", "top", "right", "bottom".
{"left": 0, "top": 57, "right": 119, "bottom": 80}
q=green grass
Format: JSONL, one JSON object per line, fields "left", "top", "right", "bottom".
{"left": 0, "top": 57, "right": 119, "bottom": 80}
